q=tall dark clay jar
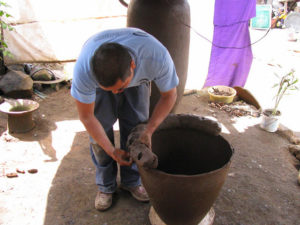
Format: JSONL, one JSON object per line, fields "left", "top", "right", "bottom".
{"left": 124, "top": 0, "right": 190, "bottom": 115}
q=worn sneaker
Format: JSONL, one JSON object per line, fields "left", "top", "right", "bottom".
{"left": 121, "top": 185, "right": 149, "bottom": 202}
{"left": 95, "top": 191, "right": 112, "bottom": 211}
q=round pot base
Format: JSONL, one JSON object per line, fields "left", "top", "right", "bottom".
{"left": 149, "top": 206, "right": 215, "bottom": 225}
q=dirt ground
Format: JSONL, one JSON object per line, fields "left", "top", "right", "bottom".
{"left": 0, "top": 84, "right": 299, "bottom": 225}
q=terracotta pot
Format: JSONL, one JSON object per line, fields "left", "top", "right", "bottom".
{"left": 136, "top": 114, "right": 234, "bottom": 225}
{"left": 124, "top": 0, "right": 191, "bottom": 115}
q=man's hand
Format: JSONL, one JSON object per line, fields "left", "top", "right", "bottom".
{"left": 112, "top": 148, "right": 133, "bottom": 166}
{"left": 75, "top": 100, "right": 132, "bottom": 166}
{"left": 139, "top": 130, "right": 152, "bottom": 149}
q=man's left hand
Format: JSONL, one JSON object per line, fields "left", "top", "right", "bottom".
{"left": 139, "top": 130, "right": 152, "bottom": 149}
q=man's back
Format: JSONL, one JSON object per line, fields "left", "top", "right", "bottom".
{"left": 71, "top": 28, "right": 178, "bottom": 104}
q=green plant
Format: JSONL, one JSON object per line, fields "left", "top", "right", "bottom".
{"left": 0, "top": 1, "right": 14, "bottom": 59}
{"left": 272, "top": 69, "right": 299, "bottom": 115}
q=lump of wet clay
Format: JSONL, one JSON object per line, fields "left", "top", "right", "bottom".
{"left": 28, "top": 169, "right": 38, "bottom": 174}
{"left": 6, "top": 172, "right": 18, "bottom": 178}
{"left": 127, "top": 124, "right": 158, "bottom": 169}
{"left": 128, "top": 141, "right": 158, "bottom": 169}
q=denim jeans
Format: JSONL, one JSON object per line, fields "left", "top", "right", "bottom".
{"left": 90, "top": 83, "right": 150, "bottom": 193}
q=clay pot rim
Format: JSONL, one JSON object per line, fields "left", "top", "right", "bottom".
{"left": 0, "top": 99, "right": 39, "bottom": 115}
{"left": 141, "top": 156, "right": 233, "bottom": 178}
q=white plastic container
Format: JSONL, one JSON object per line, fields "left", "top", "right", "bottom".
{"left": 260, "top": 109, "right": 281, "bottom": 132}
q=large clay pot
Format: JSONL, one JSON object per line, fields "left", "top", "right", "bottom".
{"left": 135, "top": 114, "right": 234, "bottom": 225}
{"left": 121, "top": 0, "right": 190, "bottom": 115}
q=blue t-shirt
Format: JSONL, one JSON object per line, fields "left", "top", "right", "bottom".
{"left": 71, "top": 28, "right": 179, "bottom": 104}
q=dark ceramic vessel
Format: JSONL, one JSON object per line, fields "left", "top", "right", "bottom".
{"left": 137, "top": 115, "right": 234, "bottom": 225}
{"left": 124, "top": 0, "right": 191, "bottom": 115}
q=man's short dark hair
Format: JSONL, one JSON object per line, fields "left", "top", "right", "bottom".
{"left": 91, "top": 42, "right": 132, "bottom": 87}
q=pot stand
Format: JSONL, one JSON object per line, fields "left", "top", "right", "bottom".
{"left": 149, "top": 206, "right": 215, "bottom": 225}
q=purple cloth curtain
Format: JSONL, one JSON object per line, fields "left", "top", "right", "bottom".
{"left": 203, "top": 0, "right": 256, "bottom": 88}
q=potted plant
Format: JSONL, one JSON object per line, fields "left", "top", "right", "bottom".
{"left": 260, "top": 69, "right": 299, "bottom": 132}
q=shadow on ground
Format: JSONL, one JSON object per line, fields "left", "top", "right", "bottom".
{"left": 43, "top": 130, "right": 150, "bottom": 225}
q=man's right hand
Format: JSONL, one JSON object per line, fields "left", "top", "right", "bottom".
{"left": 75, "top": 100, "right": 133, "bottom": 167}
{"left": 112, "top": 148, "right": 132, "bottom": 166}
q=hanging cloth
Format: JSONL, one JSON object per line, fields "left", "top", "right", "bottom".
{"left": 203, "top": 0, "right": 256, "bottom": 88}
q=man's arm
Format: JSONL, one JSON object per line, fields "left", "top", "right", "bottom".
{"left": 139, "top": 87, "right": 177, "bottom": 147}
{"left": 75, "top": 99, "right": 132, "bottom": 166}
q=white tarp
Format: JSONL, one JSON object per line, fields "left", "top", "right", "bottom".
{"left": 3, "top": 0, "right": 216, "bottom": 90}
{"left": 3, "top": 0, "right": 127, "bottom": 63}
